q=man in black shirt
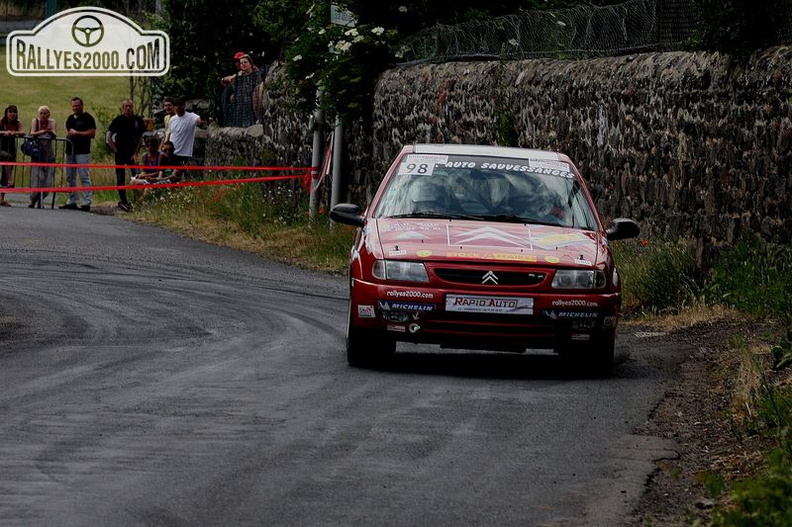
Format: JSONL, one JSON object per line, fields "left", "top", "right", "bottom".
{"left": 61, "top": 97, "right": 96, "bottom": 211}
{"left": 107, "top": 99, "right": 146, "bottom": 212}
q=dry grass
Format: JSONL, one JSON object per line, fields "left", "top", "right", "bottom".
{"left": 625, "top": 304, "right": 739, "bottom": 331}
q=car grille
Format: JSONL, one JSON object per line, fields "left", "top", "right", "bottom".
{"left": 434, "top": 268, "right": 546, "bottom": 286}
{"left": 422, "top": 312, "right": 555, "bottom": 339}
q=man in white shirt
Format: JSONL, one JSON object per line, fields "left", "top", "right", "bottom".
{"left": 168, "top": 98, "right": 202, "bottom": 165}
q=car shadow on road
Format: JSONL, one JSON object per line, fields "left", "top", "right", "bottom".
{"left": 357, "top": 347, "right": 624, "bottom": 381}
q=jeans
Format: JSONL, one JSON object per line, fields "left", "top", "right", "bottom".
{"left": 30, "top": 163, "right": 54, "bottom": 205}
{"left": 115, "top": 154, "right": 140, "bottom": 204}
{"left": 65, "top": 153, "right": 91, "bottom": 206}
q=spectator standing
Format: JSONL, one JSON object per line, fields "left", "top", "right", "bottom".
{"left": 0, "top": 105, "right": 25, "bottom": 206}
{"left": 107, "top": 99, "right": 146, "bottom": 212}
{"left": 168, "top": 99, "right": 201, "bottom": 166}
{"left": 61, "top": 97, "right": 96, "bottom": 212}
{"left": 28, "top": 106, "right": 57, "bottom": 208}
{"left": 223, "top": 53, "right": 264, "bottom": 127}
{"left": 162, "top": 96, "right": 175, "bottom": 145}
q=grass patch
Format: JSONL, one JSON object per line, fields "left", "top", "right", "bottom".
{"left": 706, "top": 237, "right": 792, "bottom": 325}
{"left": 128, "top": 183, "right": 355, "bottom": 274}
{"left": 611, "top": 237, "right": 700, "bottom": 315}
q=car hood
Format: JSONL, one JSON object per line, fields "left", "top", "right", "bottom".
{"left": 373, "top": 218, "right": 604, "bottom": 267}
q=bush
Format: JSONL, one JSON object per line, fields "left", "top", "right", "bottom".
{"left": 711, "top": 452, "right": 792, "bottom": 527}
{"left": 612, "top": 238, "right": 699, "bottom": 314}
{"left": 706, "top": 238, "right": 792, "bottom": 324}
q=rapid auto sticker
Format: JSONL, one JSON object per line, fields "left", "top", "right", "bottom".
{"left": 389, "top": 249, "right": 407, "bottom": 256}
{"left": 445, "top": 294, "right": 534, "bottom": 314}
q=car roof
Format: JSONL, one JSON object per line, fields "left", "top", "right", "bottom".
{"left": 408, "top": 143, "right": 570, "bottom": 162}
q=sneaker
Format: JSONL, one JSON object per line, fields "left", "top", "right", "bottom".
{"left": 59, "top": 203, "right": 78, "bottom": 210}
{"left": 80, "top": 205, "right": 91, "bottom": 212}
{"left": 118, "top": 201, "right": 132, "bottom": 212}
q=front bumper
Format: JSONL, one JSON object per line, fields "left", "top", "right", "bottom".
{"left": 349, "top": 278, "right": 620, "bottom": 351}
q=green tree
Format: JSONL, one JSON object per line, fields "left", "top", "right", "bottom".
{"left": 254, "top": 0, "right": 625, "bottom": 120}
{"left": 689, "top": 0, "right": 786, "bottom": 55}
{"left": 153, "top": 0, "right": 273, "bottom": 119}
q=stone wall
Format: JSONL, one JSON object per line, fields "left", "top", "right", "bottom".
{"left": 205, "top": 47, "right": 792, "bottom": 253}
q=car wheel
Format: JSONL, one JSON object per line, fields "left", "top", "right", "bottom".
{"left": 346, "top": 300, "right": 396, "bottom": 367}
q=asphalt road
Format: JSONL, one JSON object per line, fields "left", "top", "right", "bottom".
{"left": 0, "top": 207, "right": 685, "bottom": 526}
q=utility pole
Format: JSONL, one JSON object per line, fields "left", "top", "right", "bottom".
{"left": 330, "top": 116, "right": 344, "bottom": 208}
{"left": 308, "top": 89, "right": 325, "bottom": 221}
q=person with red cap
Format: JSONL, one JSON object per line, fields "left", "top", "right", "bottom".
{"left": 220, "top": 51, "right": 264, "bottom": 127}
{"left": 221, "top": 52, "right": 256, "bottom": 86}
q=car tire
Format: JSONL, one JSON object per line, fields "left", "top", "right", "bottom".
{"left": 346, "top": 300, "right": 396, "bottom": 367}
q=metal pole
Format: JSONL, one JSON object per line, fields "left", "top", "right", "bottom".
{"left": 308, "top": 89, "right": 324, "bottom": 221}
{"left": 330, "top": 116, "right": 343, "bottom": 208}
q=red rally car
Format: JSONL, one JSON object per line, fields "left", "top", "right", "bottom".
{"left": 330, "top": 144, "right": 639, "bottom": 374}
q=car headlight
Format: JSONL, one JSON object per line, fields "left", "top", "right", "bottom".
{"left": 372, "top": 260, "right": 429, "bottom": 282}
{"left": 551, "top": 269, "right": 606, "bottom": 289}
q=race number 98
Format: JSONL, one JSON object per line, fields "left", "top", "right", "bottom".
{"left": 398, "top": 162, "right": 434, "bottom": 176}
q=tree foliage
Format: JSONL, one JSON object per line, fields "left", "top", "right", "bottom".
{"left": 153, "top": 0, "right": 272, "bottom": 117}
{"left": 689, "top": 0, "right": 786, "bottom": 56}
{"left": 148, "top": 0, "right": 628, "bottom": 119}
{"left": 252, "top": 0, "right": 623, "bottom": 120}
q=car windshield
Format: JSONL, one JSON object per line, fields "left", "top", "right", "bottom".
{"left": 373, "top": 153, "right": 599, "bottom": 230}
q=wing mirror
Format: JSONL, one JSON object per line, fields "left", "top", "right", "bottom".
{"left": 330, "top": 203, "right": 365, "bottom": 227}
{"left": 606, "top": 218, "right": 640, "bottom": 241}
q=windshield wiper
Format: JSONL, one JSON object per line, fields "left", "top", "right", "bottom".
{"left": 478, "top": 213, "right": 569, "bottom": 227}
{"left": 387, "top": 212, "right": 483, "bottom": 220}
{"left": 477, "top": 213, "right": 534, "bottom": 224}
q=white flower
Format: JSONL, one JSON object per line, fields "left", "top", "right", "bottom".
{"left": 372, "top": 27, "right": 385, "bottom": 36}
{"left": 508, "top": 38, "right": 518, "bottom": 46}
{"left": 336, "top": 41, "right": 352, "bottom": 53}
{"left": 556, "top": 20, "right": 567, "bottom": 27}
{"left": 292, "top": 54, "right": 303, "bottom": 61}
{"left": 353, "top": 35, "right": 364, "bottom": 43}
{"left": 344, "top": 28, "right": 359, "bottom": 37}
{"left": 398, "top": 5, "right": 407, "bottom": 12}
{"left": 318, "top": 28, "right": 326, "bottom": 35}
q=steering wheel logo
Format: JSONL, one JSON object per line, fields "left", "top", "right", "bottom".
{"left": 71, "top": 15, "right": 104, "bottom": 47}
